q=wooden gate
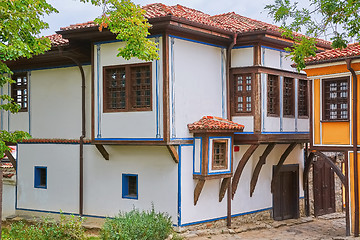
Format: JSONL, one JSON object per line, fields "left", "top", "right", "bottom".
{"left": 273, "top": 164, "right": 299, "bottom": 220}
{"left": 313, "top": 156, "right": 336, "bottom": 216}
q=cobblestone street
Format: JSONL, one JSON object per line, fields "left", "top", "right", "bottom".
{"left": 183, "top": 213, "right": 356, "bottom": 240}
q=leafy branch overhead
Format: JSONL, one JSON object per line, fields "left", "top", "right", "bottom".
{"left": 265, "top": 0, "right": 360, "bottom": 71}
{"left": 81, "top": 0, "right": 159, "bottom": 61}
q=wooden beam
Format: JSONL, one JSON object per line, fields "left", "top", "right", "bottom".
{"left": 5, "top": 150, "right": 16, "bottom": 170}
{"left": 314, "top": 151, "right": 346, "bottom": 186}
{"left": 219, "top": 177, "right": 231, "bottom": 202}
{"left": 271, "top": 143, "right": 297, "bottom": 193}
{"left": 194, "top": 179, "right": 205, "bottom": 205}
{"left": 303, "top": 152, "right": 315, "bottom": 190}
{"left": 167, "top": 145, "right": 179, "bottom": 163}
{"left": 250, "top": 143, "right": 276, "bottom": 197}
{"left": 95, "top": 144, "right": 109, "bottom": 160}
{"left": 231, "top": 144, "right": 259, "bottom": 199}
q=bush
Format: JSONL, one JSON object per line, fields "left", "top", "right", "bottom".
{"left": 101, "top": 208, "right": 173, "bottom": 240}
{"left": 4, "top": 213, "right": 86, "bottom": 240}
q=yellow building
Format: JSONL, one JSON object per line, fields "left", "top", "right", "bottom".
{"left": 304, "top": 44, "right": 360, "bottom": 236}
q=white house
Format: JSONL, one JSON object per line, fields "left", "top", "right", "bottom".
{"left": 5, "top": 3, "right": 332, "bottom": 227}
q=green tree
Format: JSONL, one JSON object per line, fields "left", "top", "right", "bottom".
{"left": 265, "top": 0, "right": 360, "bottom": 71}
{"left": 0, "top": 0, "right": 158, "bottom": 155}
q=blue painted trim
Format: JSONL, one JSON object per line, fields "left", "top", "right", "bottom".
{"left": 232, "top": 45, "right": 254, "bottom": 49}
{"left": 34, "top": 166, "right": 47, "bottom": 189}
{"left": 177, "top": 145, "right": 182, "bottom": 226}
{"left": 96, "top": 45, "right": 101, "bottom": 138}
{"left": 207, "top": 136, "right": 232, "bottom": 175}
{"left": 221, "top": 49, "right": 225, "bottom": 118}
{"left": 155, "top": 37, "right": 161, "bottom": 138}
{"left": 262, "top": 45, "right": 290, "bottom": 53}
{"left": 12, "top": 63, "right": 91, "bottom": 73}
{"left": 170, "top": 137, "right": 194, "bottom": 141}
{"left": 234, "top": 132, "right": 255, "bottom": 134}
{"left": 169, "top": 35, "right": 225, "bottom": 49}
{"left": 180, "top": 207, "right": 272, "bottom": 227}
{"left": 261, "top": 73, "right": 266, "bottom": 132}
{"left": 94, "top": 138, "right": 164, "bottom": 141}
{"left": 122, "top": 174, "right": 138, "bottom": 200}
{"left": 94, "top": 34, "right": 163, "bottom": 46}
{"left": 15, "top": 144, "right": 19, "bottom": 210}
{"left": 261, "top": 48, "right": 265, "bottom": 66}
{"left": 261, "top": 131, "right": 309, "bottom": 134}
{"left": 18, "top": 142, "right": 92, "bottom": 145}
{"left": 170, "top": 37, "right": 176, "bottom": 138}
{"left": 193, "top": 137, "right": 202, "bottom": 175}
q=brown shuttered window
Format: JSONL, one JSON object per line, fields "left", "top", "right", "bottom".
{"left": 212, "top": 140, "right": 228, "bottom": 170}
{"left": 283, "top": 77, "right": 294, "bottom": 117}
{"left": 103, "top": 63, "right": 152, "bottom": 112}
{"left": 11, "top": 73, "right": 28, "bottom": 112}
{"left": 298, "top": 79, "right": 308, "bottom": 117}
{"left": 267, "top": 74, "right": 279, "bottom": 116}
{"left": 234, "top": 74, "right": 252, "bottom": 114}
{"left": 323, "top": 78, "right": 349, "bottom": 121}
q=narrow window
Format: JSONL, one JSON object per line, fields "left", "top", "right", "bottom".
{"left": 34, "top": 166, "right": 47, "bottom": 189}
{"left": 234, "top": 74, "right": 252, "bottom": 114}
{"left": 298, "top": 79, "right": 308, "bottom": 117}
{"left": 130, "top": 65, "right": 152, "bottom": 110}
{"left": 122, "top": 174, "right": 138, "bottom": 199}
{"left": 11, "top": 73, "right": 28, "bottom": 112}
{"left": 212, "top": 140, "right": 228, "bottom": 170}
{"left": 283, "top": 77, "right": 294, "bottom": 117}
{"left": 323, "top": 78, "right": 349, "bottom": 121}
{"left": 267, "top": 74, "right": 279, "bottom": 116}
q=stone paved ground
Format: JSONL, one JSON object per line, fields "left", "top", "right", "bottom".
{"left": 182, "top": 213, "right": 358, "bottom": 240}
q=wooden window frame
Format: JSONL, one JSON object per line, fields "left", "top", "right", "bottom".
{"left": 233, "top": 73, "right": 253, "bottom": 116}
{"left": 267, "top": 74, "right": 280, "bottom": 117}
{"left": 103, "top": 63, "right": 152, "bottom": 113}
{"left": 322, "top": 77, "right": 350, "bottom": 122}
{"left": 298, "top": 79, "right": 309, "bottom": 118}
{"left": 283, "top": 77, "right": 295, "bottom": 118}
{"left": 11, "top": 72, "right": 28, "bottom": 112}
{"left": 211, "top": 140, "right": 228, "bottom": 170}
{"left": 122, "top": 174, "right": 138, "bottom": 200}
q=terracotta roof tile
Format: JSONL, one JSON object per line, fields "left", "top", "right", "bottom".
{"left": 305, "top": 43, "right": 360, "bottom": 64}
{"left": 1, "top": 162, "right": 15, "bottom": 179}
{"left": 60, "top": 21, "right": 98, "bottom": 31}
{"left": 22, "top": 138, "right": 91, "bottom": 144}
{"left": 188, "top": 116, "right": 244, "bottom": 132}
{"left": 45, "top": 34, "right": 69, "bottom": 47}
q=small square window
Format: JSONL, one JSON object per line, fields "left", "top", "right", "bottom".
{"left": 122, "top": 174, "right": 138, "bottom": 199}
{"left": 212, "top": 140, "right": 228, "bottom": 170}
{"left": 34, "top": 166, "right": 47, "bottom": 189}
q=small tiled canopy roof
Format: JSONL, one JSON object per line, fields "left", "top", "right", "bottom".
{"left": 188, "top": 116, "right": 244, "bottom": 133}
{"left": 46, "top": 34, "right": 69, "bottom": 47}
{"left": 305, "top": 43, "right": 360, "bottom": 64}
{"left": 1, "top": 162, "right": 15, "bottom": 178}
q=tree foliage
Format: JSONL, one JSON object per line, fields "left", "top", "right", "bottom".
{"left": 265, "top": 0, "right": 360, "bottom": 71}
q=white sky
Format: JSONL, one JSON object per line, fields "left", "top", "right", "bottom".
{"left": 41, "top": 0, "right": 277, "bottom": 36}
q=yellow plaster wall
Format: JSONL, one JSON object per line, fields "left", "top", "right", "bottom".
{"left": 322, "top": 121, "right": 350, "bottom": 145}
{"left": 313, "top": 79, "right": 321, "bottom": 145}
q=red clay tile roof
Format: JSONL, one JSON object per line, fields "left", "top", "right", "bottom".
{"left": 305, "top": 43, "right": 360, "bottom": 64}
{"left": 21, "top": 138, "right": 91, "bottom": 144}
{"left": 1, "top": 162, "right": 15, "bottom": 179}
{"left": 46, "top": 34, "right": 69, "bottom": 47}
{"left": 60, "top": 21, "right": 98, "bottom": 31}
{"left": 188, "top": 116, "right": 244, "bottom": 132}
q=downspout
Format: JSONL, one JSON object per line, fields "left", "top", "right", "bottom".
{"left": 58, "top": 47, "right": 86, "bottom": 217}
{"left": 226, "top": 33, "right": 237, "bottom": 228}
{"left": 346, "top": 58, "right": 358, "bottom": 236}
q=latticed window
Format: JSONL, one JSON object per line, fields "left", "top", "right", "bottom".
{"left": 298, "top": 79, "right": 308, "bottom": 117}
{"left": 267, "top": 74, "right": 279, "bottom": 116}
{"left": 283, "top": 77, "right": 294, "bottom": 116}
{"left": 104, "top": 63, "right": 151, "bottom": 112}
{"left": 212, "top": 140, "right": 228, "bottom": 170}
{"left": 234, "top": 74, "right": 252, "bottom": 114}
{"left": 11, "top": 73, "right": 28, "bottom": 112}
{"left": 323, "top": 78, "right": 349, "bottom": 120}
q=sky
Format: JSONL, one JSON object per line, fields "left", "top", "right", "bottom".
{"left": 41, "top": 0, "right": 277, "bottom": 36}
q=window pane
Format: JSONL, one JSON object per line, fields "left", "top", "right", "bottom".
{"left": 324, "top": 78, "right": 349, "bottom": 120}
{"left": 234, "top": 74, "right": 252, "bottom": 113}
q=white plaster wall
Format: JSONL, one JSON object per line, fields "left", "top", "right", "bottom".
{"left": 171, "top": 38, "right": 224, "bottom": 139}
{"left": 231, "top": 47, "right": 253, "bottom": 67}
{"left": 263, "top": 117, "right": 280, "bottom": 132}
{"left": 17, "top": 144, "right": 80, "bottom": 213}
{"left": 283, "top": 118, "right": 295, "bottom": 132}
{"left": 2, "top": 179, "right": 16, "bottom": 220}
{"left": 94, "top": 38, "right": 163, "bottom": 139}
{"left": 180, "top": 143, "right": 305, "bottom": 225}
{"left": 297, "top": 118, "right": 309, "bottom": 132}
{"left": 282, "top": 53, "right": 295, "bottom": 72}
{"left": 263, "top": 48, "right": 281, "bottom": 69}
{"left": 232, "top": 116, "right": 254, "bottom": 133}
{"left": 83, "top": 145, "right": 178, "bottom": 222}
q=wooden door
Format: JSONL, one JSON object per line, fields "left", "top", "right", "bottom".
{"left": 273, "top": 164, "right": 299, "bottom": 220}
{"left": 313, "top": 156, "right": 336, "bottom": 216}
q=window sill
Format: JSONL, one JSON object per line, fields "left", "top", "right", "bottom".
{"left": 320, "top": 119, "right": 349, "bottom": 123}
{"left": 34, "top": 185, "right": 47, "bottom": 189}
{"left": 122, "top": 195, "right": 138, "bottom": 200}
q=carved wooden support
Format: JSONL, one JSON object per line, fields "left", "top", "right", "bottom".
{"left": 219, "top": 177, "right": 231, "bottom": 202}
{"left": 314, "top": 151, "right": 346, "bottom": 186}
{"left": 167, "top": 145, "right": 179, "bottom": 163}
{"left": 194, "top": 179, "right": 205, "bottom": 205}
{"left": 303, "top": 152, "right": 315, "bottom": 190}
{"left": 232, "top": 144, "right": 259, "bottom": 199}
{"left": 271, "top": 143, "right": 297, "bottom": 193}
{"left": 250, "top": 143, "right": 276, "bottom": 197}
{"left": 95, "top": 144, "right": 109, "bottom": 160}
{"left": 5, "top": 150, "right": 16, "bottom": 170}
